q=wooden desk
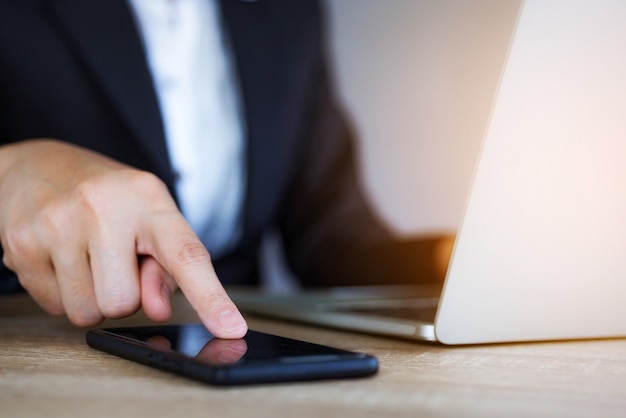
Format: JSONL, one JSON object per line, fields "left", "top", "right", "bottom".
{"left": 2, "top": 292, "right": 626, "bottom": 418}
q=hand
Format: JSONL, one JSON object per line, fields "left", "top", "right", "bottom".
{"left": 0, "top": 139, "right": 247, "bottom": 338}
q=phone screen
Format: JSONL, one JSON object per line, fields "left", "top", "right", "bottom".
{"left": 86, "top": 324, "right": 378, "bottom": 385}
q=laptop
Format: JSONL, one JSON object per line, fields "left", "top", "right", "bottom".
{"left": 230, "top": 0, "right": 626, "bottom": 345}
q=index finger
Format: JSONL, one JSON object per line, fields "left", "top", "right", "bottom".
{"left": 138, "top": 215, "right": 248, "bottom": 339}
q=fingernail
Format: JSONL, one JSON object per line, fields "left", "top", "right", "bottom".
{"left": 218, "top": 310, "right": 247, "bottom": 335}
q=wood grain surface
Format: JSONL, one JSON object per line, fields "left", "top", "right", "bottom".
{"left": 2, "top": 292, "right": 626, "bottom": 418}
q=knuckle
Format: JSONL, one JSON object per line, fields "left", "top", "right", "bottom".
{"left": 126, "top": 170, "right": 169, "bottom": 199}
{"left": 73, "top": 169, "right": 167, "bottom": 213}
{"left": 72, "top": 181, "right": 106, "bottom": 223}
{"left": 72, "top": 182, "right": 98, "bottom": 210}
{"left": 1, "top": 253, "right": 12, "bottom": 270}
{"left": 67, "top": 310, "right": 103, "bottom": 328}
{"left": 37, "top": 200, "right": 75, "bottom": 241}
{"left": 174, "top": 239, "right": 212, "bottom": 268}
{"left": 197, "top": 292, "right": 231, "bottom": 313}
{"left": 32, "top": 293, "right": 66, "bottom": 317}
{"left": 2, "top": 224, "right": 38, "bottom": 267}
{"left": 99, "top": 296, "right": 140, "bottom": 319}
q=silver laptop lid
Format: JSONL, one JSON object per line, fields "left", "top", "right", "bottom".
{"left": 435, "top": 0, "right": 626, "bottom": 344}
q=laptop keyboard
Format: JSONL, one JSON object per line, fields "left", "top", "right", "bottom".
{"left": 326, "top": 299, "right": 439, "bottom": 322}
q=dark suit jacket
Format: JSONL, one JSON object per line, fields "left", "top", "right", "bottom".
{"left": 0, "top": 0, "right": 442, "bottom": 293}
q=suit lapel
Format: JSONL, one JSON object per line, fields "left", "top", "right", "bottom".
{"left": 47, "top": 0, "right": 172, "bottom": 182}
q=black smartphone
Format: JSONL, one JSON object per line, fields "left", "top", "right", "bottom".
{"left": 86, "top": 324, "right": 378, "bottom": 386}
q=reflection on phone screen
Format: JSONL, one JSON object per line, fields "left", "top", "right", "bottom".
{"left": 146, "top": 333, "right": 247, "bottom": 365}
{"left": 116, "top": 325, "right": 346, "bottom": 366}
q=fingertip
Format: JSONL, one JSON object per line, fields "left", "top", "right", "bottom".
{"left": 198, "top": 306, "right": 248, "bottom": 339}
{"left": 217, "top": 309, "right": 248, "bottom": 338}
{"left": 144, "top": 227, "right": 247, "bottom": 337}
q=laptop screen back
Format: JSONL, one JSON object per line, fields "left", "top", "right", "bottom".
{"left": 435, "top": 0, "right": 626, "bottom": 344}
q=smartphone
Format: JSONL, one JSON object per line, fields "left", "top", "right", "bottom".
{"left": 86, "top": 324, "right": 378, "bottom": 386}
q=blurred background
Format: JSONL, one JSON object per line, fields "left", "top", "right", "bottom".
{"left": 263, "top": 0, "right": 522, "bottom": 289}
{"left": 325, "top": 0, "right": 521, "bottom": 235}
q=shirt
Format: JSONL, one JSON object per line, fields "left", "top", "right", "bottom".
{"left": 127, "top": 0, "right": 246, "bottom": 257}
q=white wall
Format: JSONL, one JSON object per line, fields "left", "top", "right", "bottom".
{"left": 324, "top": 0, "right": 521, "bottom": 235}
